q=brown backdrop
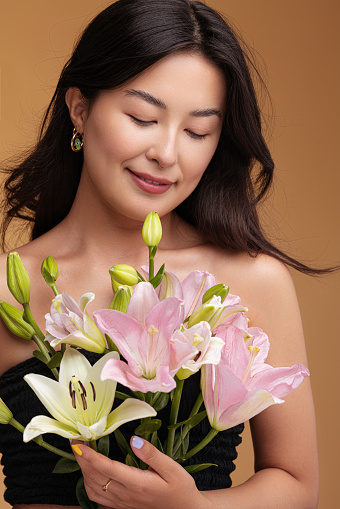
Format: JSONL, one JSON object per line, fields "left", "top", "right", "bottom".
{"left": 0, "top": 1, "right": 339, "bottom": 508}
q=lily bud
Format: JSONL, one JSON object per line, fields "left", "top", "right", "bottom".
{"left": 202, "top": 284, "right": 229, "bottom": 305}
{"left": 109, "top": 264, "right": 139, "bottom": 286}
{"left": 111, "top": 286, "right": 132, "bottom": 313}
{"left": 0, "top": 397, "right": 13, "bottom": 424}
{"left": 0, "top": 301, "right": 35, "bottom": 340}
{"left": 142, "top": 212, "right": 162, "bottom": 247}
{"left": 41, "top": 256, "right": 59, "bottom": 287}
{"left": 7, "top": 252, "right": 31, "bottom": 304}
{"left": 187, "top": 296, "right": 224, "bottom": 330}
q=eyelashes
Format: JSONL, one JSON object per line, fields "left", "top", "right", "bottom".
{"left": 128, "top": 115, "right": 207, "bottom": 141}
{"left": 129, "top": 115, "right": 154, "bottom": 127}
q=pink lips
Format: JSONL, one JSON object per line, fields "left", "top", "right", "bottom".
{"left": 127, "top": 169, "right": 173, "bottom": 195}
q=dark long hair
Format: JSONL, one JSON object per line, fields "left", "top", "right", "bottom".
{"left": 0, "top": 0, "right": 333, "bottom": 274}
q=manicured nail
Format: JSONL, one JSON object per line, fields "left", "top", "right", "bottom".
{"left": 71, "top": 444, "right": 83, "bottom": 456}
{"left": 132, "top": 436, "right": 144, "bottom": 449}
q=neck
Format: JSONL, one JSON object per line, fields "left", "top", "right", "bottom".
{"left": 57, "top": 189, "right": 190, "bottom": 265}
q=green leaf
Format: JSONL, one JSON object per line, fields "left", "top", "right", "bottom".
{"left": 152, "top": 392, "right": 169, "bottom": 412}
{"left": 114, "top": 391, "right": 132, "bottom": 401}
{"left": 151, "top": 431, "right": 164, "bottom": 453}
{"left": 149, "top": 273, "right": 163, "bottom": 289}
{"left": 97, "top": 435, "right": 110, "bottom": 457}
{"left": 134, "top": 419, "right": 162, "bottom": 435}
{"left": 46, "top": 351, "right": 63, "bottom": 369}
{"left": 188, "top": 410, "right": 207, "bottom": 429}
{"left": 156, "top": 263, "right": 165, "bottom": 276}
{"left": 125, "top": 453, "right": 139, "bottom": 467}
{"left": 184, "top": 463, "right": 217, "bottom": 474}
{"left": 114, "top": 429, "right": 130, "bottom": 456}
{"left": 136, "top": 270, "right": 146, "bottom": 282}
{"left": 105, "top": 334, "right": 119, "bottom": 353}
{"left": 33, "top": 349, "right": 48, "bottom": 364}
{"left": 53, "top": 457, "right": 80, "bottom": 474}
{"left": 180, "top": 428, "right": 190, "bottom": 457}
{"left": 131, "top": 391, "right": 145, "bottom": 401}
{"left": 168, "top": 418, "right": 190, "bottom": 430}
{"left": 76, "top": 477, "right": 98, "bottom": 509}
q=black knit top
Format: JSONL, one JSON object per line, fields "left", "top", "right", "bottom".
{"left": 0, "top": 352, "right": 244, "bottom": 506}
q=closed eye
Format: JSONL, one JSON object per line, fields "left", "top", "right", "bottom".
{"left": 129, "top": 115, "right": 154, "bottom": 126}
{"left": 186, "top": 130, "right": 207, "bottom": 140}
{"left": 130, "top": 115, "right": 207, "bottom": 140}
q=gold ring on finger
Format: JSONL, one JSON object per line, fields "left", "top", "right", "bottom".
{"left": 102, "top": 479, "right": 112, "bottom": 492}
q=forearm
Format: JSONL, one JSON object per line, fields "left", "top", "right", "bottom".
{"left": 201, "top": 468, "right": 318, "bottom": 509}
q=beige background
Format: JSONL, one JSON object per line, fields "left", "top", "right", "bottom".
{"left": 0, "top": 1, "right": 339, "bottom": 507}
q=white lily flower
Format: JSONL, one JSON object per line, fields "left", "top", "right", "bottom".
{"left": 23, "top": 349, "right": 156, "bottom": 442}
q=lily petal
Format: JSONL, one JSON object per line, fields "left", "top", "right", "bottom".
{"left": 58, "top": 348, "right": 92, "bottom": 388}
{"left": 24, "top": 374, "right": 76, "bottom": 426}
{"left": 126, "top": 282, "right": 159, "bottom": 327}
{"left": 23, "top": 415, "right": 80, "bottom": 442}
{"left": 181, "top": 271, "right": 216, "bottom": 317}
{"left": 105, "top": 399, "right": 157, "bottom": 435}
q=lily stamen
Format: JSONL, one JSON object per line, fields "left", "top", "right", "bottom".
{"left": 146, "top": 325, "right": 158, "bottom": 379}
{"left": 70, "top": 376, "right": 89, "bottom": 423}
{"left": 90, "top": 381, "right": 96, "bottom": 402}
{"left": 241, "top": 346, "right": 260, "bottom": 384}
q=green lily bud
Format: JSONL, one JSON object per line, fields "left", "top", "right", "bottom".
{"left": 7, "top": 252, "right": 31, "bottom": 304}
{"left": 109, "top": 264, "right": 139, "bottom": 286}
{"left": 142, "top": 212, "right": 162, "bottom": 247}
{"left": 0, "top": 397, "right": 13, "bottom": 424}
{"left": 0, "top": 301, "right": 35, "bottom": 340}
{"left": 41, "top": 256, "right": 59, "bottom": 287}
{"left": 187, "top": 297, "right": 224, "bottom": 330}
{"left": 111, "top": 286, "right": 132, "bottom": 313}
{"left": 202, "top": 284, "right": 229, "bottom": 305}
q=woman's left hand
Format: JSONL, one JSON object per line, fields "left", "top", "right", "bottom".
{"left": 71, "top": 437, "right": 211, "bottom": 509}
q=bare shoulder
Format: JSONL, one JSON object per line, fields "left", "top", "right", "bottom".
{"left": 199, "top": 247, "right": 307, "bottom": 365}
{"left": 201, "top": 248, "right": 296, "bottom": 318}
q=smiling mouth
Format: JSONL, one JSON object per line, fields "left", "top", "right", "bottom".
{"left": 127, "top": 169, "right": 174, "bottom": 186}
{"left": 138, "top": 176, "right": 163, "bottom": 186}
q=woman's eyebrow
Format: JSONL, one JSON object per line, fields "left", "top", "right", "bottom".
{"left": 125, "top": 88, "right": 221, "bottom": 118}
{"left": 125, "top": 89, "right": 166, "bottom": 108}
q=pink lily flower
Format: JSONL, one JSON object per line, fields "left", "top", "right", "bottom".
{"left": 94, "top": 283, "right": 194, "bottom": 393}
{"left": 45, "top": 292, "right": 106, "bottom": 353}
{"left": 172, "top": 321, "right": 225, "bottom": 380}
{"left": 140, "top": 266, "right": 184, "bottom": 301}
{"left": 201, "top": 324, "right": 309, "bottom": 431}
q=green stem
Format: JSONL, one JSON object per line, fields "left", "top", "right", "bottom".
{"left": 182, "top": 428, "right": 219, "bottom": 461}
{"left": 89, "top": 440, "right": 97, "bottom": 452}
{"left": 51, "top": 283, "right": 59, "bottom": 296}
{"left": 23, "top": 303, "right": 56, "bottom": 357}
{"left": 32, "top": 334, "right": 59, "bottom": 380}
{"left": 23, "top": 303, "right": 45, "bottom": 340}
{"left": 10, "top": 418, "right": 75, "bottom": 461}
{"left": 173, "top": 391, "right": 204, "bottom": 457}
{"left": 166, "top": 378, "right": 184, "bottom": 458}
{"left": 148, "top": 246, "right": 155, "bottom": 280}
{"left": 189, "top": 392, "right": 203, "bottom": 419}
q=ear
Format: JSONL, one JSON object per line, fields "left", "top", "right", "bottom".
{"left": 65, "top": 87, "right": 88, "bottom": 133}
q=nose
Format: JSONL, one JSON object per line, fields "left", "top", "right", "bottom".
{"left": 145, "top": 129, "right": 178, "bottom": 169}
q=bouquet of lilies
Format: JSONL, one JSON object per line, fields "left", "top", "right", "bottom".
{"left": 0, "top": 213, "right": 309, "bottom": 508}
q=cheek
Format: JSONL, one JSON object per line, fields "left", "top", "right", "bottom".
{"left": 183, "top": 140, "right": 218, "bottom": 182}
{"left": 85, "top": 113, "right": 145, "bottom": 162}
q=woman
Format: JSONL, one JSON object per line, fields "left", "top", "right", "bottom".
{"left": 0, "top": 0, "right": 319, "bottom": 507}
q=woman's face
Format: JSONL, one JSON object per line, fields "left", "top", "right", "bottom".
{"left": 71, "top": 52, "right": 226, "bottom": 223}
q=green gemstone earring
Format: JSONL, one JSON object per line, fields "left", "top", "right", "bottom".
{"left": 71, "top": 128, "right": 83, "bottom": 152}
